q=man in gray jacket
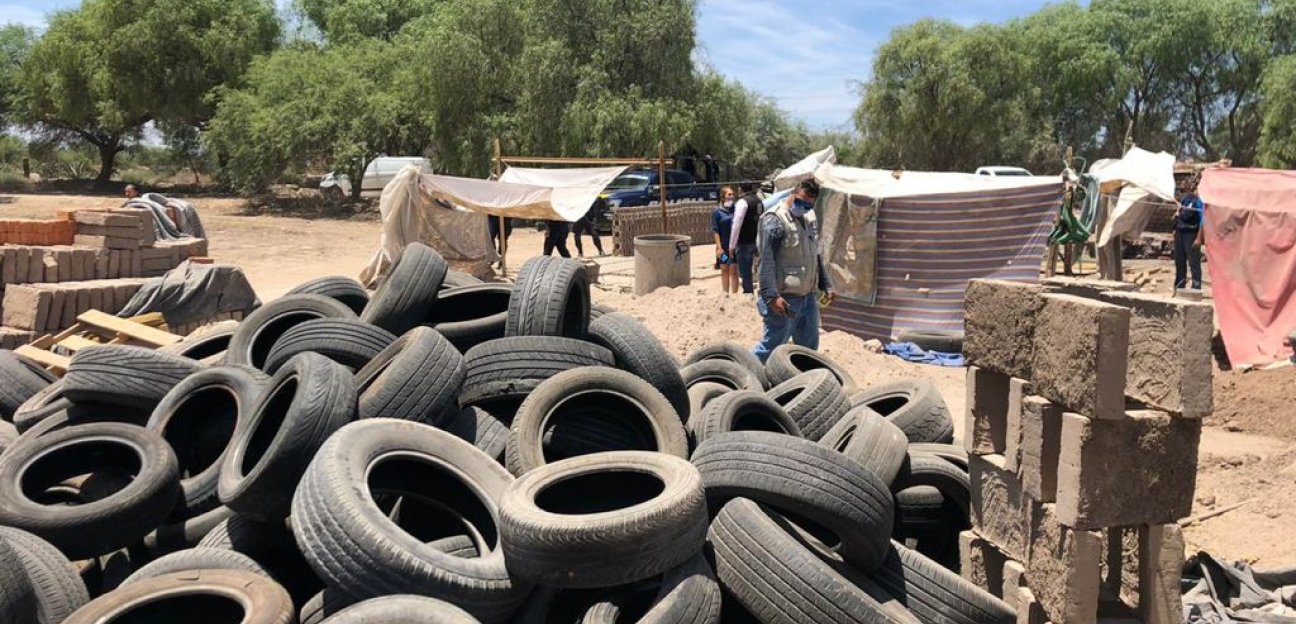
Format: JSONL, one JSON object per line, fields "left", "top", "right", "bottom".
{"left": 753, "top": 179, "right": 835, "bottom": 362}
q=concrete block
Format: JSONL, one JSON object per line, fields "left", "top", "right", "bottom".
{"left": 1042, "top": 276, "right": 1139, "bottom": 299}
{"left": 1099, "top": 291, "right": 1213, "bottom": 417}
{"left": 75, "top": 224, "right": 146, "bottom": 240}
{"left": 1138, "top": 524, "right": 1184, "bottom": 624}
{"left": 74, "top": 234, "right": 141, "bottom": 250}
{"left": 2, "top": 248, "right": 15, "bottom": 284}
{"left": 1019, "top": 396, "right": 1064, "bottom": 503}
{"left": 57, "top": 249, "right": 73, "bottom": 282}
{"left": 1004, "top": 378, "right": 1030, "bottom": 472}
{"left": 1056, "top": 411, "right": 1200, "bottom": 530}
{"left": 94, "top": 251, "right": 109, "bottom": 280}
{"left": 74, "top": 211, "right": 140, "bottom": 227}
{"left": 960, "top": 530, "right": 1008, "bottom": 597}
{"left": 1, "top": 286, "right": 51, "bottom": 331}
{"left": 1028, "top": 503, "right": 1102, "bottom": 624}
{"left": 47, "top": 288, "right": 66, "bottom": 332}
{"left": 1001, "top": 559, "right": 1028, "bottom": 610}
{"left": 1031, "top": 294, "right": 1130, "bottom": 419}
{"left": 1014, "top": 587, "right": 1050, "bottom": 624}
{"left": 966, "top": 366, "right": 1011, "bottom": 456}
{"left": 89, "top": 284, "right": 103, "bottom": 312}
{"left": 13, "top": 249, "right": 28, "bottom": 285}
{"left": 0, "top": 327, "right": 38, "bottom": 350}
{"left": 26, "top": 249, "right": 43, "bottom": 284}
{"left": 970, "top": 454, "right": 1029, "bottom": 561}
{"left": 129, "top": 249, "right": 142, "bottom": 276}
{"left": 964, "top": 279, "right": 1044, "bottom": 379}
{"left": 44, "top": 253, "right": 59, "bottom": 283}
{"left": 107, "top": 250, "right": 120, "bottom": 278}
{"left": 63, "top": 287, "right": 79, "bottom": 328}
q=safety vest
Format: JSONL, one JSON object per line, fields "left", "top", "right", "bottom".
{"left": 763, "top": 202, "right": 819, "bottom": 297}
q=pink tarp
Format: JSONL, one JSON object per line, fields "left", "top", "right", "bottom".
{"left": 1199, "top": 168, "right": 1296, "bottom": 366}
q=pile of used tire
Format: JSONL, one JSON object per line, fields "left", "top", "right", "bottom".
{"left": 0, "top": 242, "right": 1009, "bottom": 624}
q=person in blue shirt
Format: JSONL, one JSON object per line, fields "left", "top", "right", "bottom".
{"left": 712, "top": 187, "right": 737, "bottom": 294}
{"left": 1174, "top": 187, "right": 1205, "bottom": 290}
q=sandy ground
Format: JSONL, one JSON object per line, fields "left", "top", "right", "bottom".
{"left": 3, "top": 192, "right": 1294, "bottom": 567}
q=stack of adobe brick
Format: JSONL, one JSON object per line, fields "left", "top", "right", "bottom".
{"left": 959, "top": 278, "right": 1210, "bottom": 624}
{"left": 0, "top": 208, "right": 211, "bottom": 344}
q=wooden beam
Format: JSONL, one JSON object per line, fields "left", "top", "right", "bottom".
{"left": 15, "top": 345, "right": 70, "bottom": 373}
{"left": 76, "top": 310, "right": 181, "bottom": 346}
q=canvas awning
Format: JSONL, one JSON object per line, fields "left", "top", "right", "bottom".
{"left": 1089, "top": 147, "right": 1177, "bottom": 247}
{"left": 1199, "top": 167, "right": 1296, "bottom": 366}
{"left": 419, "top": 165, "right": 626, "bottom": 222}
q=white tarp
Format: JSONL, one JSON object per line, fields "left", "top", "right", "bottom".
{"left": 1090, "top": 147, "right": 1177, "bottom": 246}
{"left": 492, "top": 165, "right": 627, "bottom": 221}
{"left": 813, "top": 163, "right": 1061, "bottom": 199}
{"left": 774, "top": 146, "right": 837, "bottom": 190}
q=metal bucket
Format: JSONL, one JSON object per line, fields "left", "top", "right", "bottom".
{"left": 633, "top": 234, "right": 691, "bottom": 295}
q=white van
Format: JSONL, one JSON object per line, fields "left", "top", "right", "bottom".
{"left": 320, "top": 156, "right": 432, "bottom": 197}
{"left": 975, "top": 166, "right": 1033, "bottom": 177}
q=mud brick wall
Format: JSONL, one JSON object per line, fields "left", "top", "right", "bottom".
{"left": 611, "top": 201, "right": 716, "bottom": 256}
{"left": 959, "top": 279, "right": 1207, "bottom": 624}
{"left": 2, "top": 279, "right": 150, "bottom": 333}
{"left": 0, "top": 219, "right": 75, "bottom": 246}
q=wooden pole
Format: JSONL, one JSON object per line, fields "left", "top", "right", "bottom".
{"left": 492, "top": 138, "right": 508, "bottom": 274}
{"left": 658, "top": 140, "right": 668, "bottom": 233}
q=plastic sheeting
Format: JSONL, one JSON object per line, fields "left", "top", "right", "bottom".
{"left": 359, "top": 166, "right": 499, "bottom": 288}
{"left": 813, "top": 164, "right": 1061, "bottom": 199}
{"left": 1184, "top": 552, "right": 1296, "bottom": 622}
{"left": 1089, "top": 148, "right": 1177, "bottom": 246}
{"left": 774, "top": 146, "right": 836, "bottom": 190}
{"left": 1199, "top": 167, "right": 1296, "bottom": 366}
{"left": 419, "top": 165, "right": 626, "bottom": 222}
{"left": 116, "top": 261, "right": 260, "bottom": 327}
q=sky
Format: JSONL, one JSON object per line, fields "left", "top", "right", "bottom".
{"left": 3, "top": 0, "right": 1061, "bottom": 129}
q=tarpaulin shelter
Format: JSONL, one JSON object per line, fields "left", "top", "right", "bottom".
{"left": 1199, "top": 168, "right": 1296, "bottom": 366}
{"left": 1090, "top": 147, "right": 1178, "bottom": 247}
{"left": 773, "top": 146, "right": 836, "bottom": 190}
{"left": 811, "top": 163, "right": 1063, "bottom": 341}
{"left": 359, "top": 165, "right": 625, "bottom": 286}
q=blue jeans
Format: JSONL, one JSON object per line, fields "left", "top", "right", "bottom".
{"left": 753, "top": 293, "right": 820, "bottom": 363}
{"left": 735, "top": 244, "right": 757, "bottom": 293}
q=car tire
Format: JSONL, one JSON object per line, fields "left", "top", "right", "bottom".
{"left": 63, "top": 570, "right": 294, "bottom": 624}
{"left": 818, "top": 406, "right": 909, "bottom": 488}
{"left": 684, "top": 342, "right": 768, "bottom": 390}
{"left": 263, "top": 318, "right": 396, "bottom": 374}
{"left": 892, "top": 454, "right": 970, "bottom": 510}
{"left": 360, "top": 242, "right": 448, "bottom": 335}
{"left": 0, "top": 535, "right": 37, "bottom": 624}
{"left": 679, "top": 360, "right": 762, "bottom": 393}
{"left": 159, "top": 319, "right": 240, "bottom": 363}
{"left": 286, "top": 276, "right": 370, "bottom": 315}
{"left": 896, "top": 329, "right": 964, "bottom": 353}
{"left": 62, "top": 345, "right": 202, "bottom": 410}
{"left": 459, "top": 337, "right": 613, "bottom": 408}
{"left": 441, "top": 270, "right": 484, "bottom": 290}
{"left": 849, "top": 380, "right": 953, "bottom": 444}
{"left": 765, "top": 370, "right": 849, "bottom": 442}
{"left": 354, "top": 326, "right": 464, "bottom": 426}
{"left": 440, "top": 406, "right": 509, "bottom": 462}
{"left": 0, "top": 526, "right": 89, "bottom": 624}
{"left": 499, "top": 452, "right": 707, "bottom": 588}
{"left": 764, "top": 344, "right": 858, "bottom": 394}
{"left": 425, "top": 284, "right": 512, "bottom": 352}
{"left": 577, "top": 552, "right": 722, "bottom": 624}
{"left": 505, "top": 256, "right": 590, "bottom": 339}
{"left": 225, "top": 294, "right": 358, "bottom": 370}
{"left": 867, "top": 541, "right": 1014, "bottom": 624}
{"left": 689, "top": 390, "right": 799, "bottom": 447}
{"left": 588, "top": 312, "right": 689, "bottom": 423}
{"left": 318, "top": 595, "right": 481, "bottom": 624}
{"left": 0, "top": 351, "right": 55, "bottom": 421}
{"left": 686, "top": 382, "right": 730, "bottom": 422}
{"left": 142, "top": 505, "right": 236, "bottom": 557}
{"left": 122, "top": 547, "right": 268, "bottom": 585}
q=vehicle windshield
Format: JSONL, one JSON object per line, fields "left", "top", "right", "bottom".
{"left": 606, "top": 174, "right": 651, "bottom": 191}
{"left": 995, "top": 170, "right": 1032, "bottom": 177}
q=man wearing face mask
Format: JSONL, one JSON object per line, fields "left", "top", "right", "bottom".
{"left": 752, "top": 179, "right": 835, "bottom": 363}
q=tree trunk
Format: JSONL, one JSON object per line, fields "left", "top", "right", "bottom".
{"left": 94, "top": 141, "right": 120, "bottom": 186}
{"left": 350, "top": 156, "right": 370, "bottom": 202}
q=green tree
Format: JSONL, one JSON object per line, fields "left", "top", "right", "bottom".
{"left": 1258, "top": 55, "right": 1296, "bottom": 167}
{"left": 0, "top": 25, "right": 33, "bottom": 127}
{"left": 14, "top": 0, "right": 279, "bottom": 183}
{"left": 296, "top": 0, "right": 442, "bottom": 44}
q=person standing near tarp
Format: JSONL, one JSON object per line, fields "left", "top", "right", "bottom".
{"left": 488, "top": 215, "right": 514, "bottom": 257}
{"left": 753, "top": 179, "right": 835, "bottom": 362}
{"left": 712, "top": 187, "right": 738, "bottom": 294}
{"left": 728, "top": 182, "right": 762, "bottom": 294}
{"left": 572, "top": 199, "right": 606, "bottom": 257}
{"left": 1174, "top": 185, "right": 1205, "bottom": 290}
{"left": 543, "top": 219, "right": 572, "bottom": 258}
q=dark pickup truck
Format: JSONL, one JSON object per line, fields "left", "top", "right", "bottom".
{"left": 590, "top": 169, "right": 719, "bottom": 232}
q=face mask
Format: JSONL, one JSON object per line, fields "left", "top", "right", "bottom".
{"left": 791, "top": 198, "right": 814, "bottom": 217}
{"left": 723, "top": 200, "right": 735, "bottom": 208}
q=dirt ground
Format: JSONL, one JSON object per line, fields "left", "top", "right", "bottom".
{"left": 3, "top": 192, "right": 1294, "bottom": 567}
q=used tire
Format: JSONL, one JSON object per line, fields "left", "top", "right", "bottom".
{"left": 589, "top": 303, "right": 616, "bottom": 320}
{"left": 848, "top": 380, "right": 953, "bottom": 444}
{"left": 442, "top": 270, "right": 484, "bottom": 290}
{"left": 867, "top": 541, "right": 1015, "bottom": 624}
{"left": 459, "top": 337, "right": 613, "bottom": 408}
{"left": 589, "top": 312, "right": 689, "bottom": 422}
{"left": 319, "top": 595, "right": 480, "bottom": 624}
{"left": 13, "top": 401, "right": 153, "bottom": 445}
{"left": 578, "top": 553, "right": 722, "bottom": 624}
{"left": 263, "top": 318, "right": 396, "bottom": 374}
{"left": 440, "top": 406, "right": 510, "bottom": 462}
{"left": 708, "top": 498, "right": 907, "bottom": 624}
{"left": 148, "top": 366, "right": 269, "bottom": 518}
{"left": 0, "top": 423, "right": 180, "bottom": 560}
{"left": 765, "top": 370, "right": 849, "bottom": 442}
{"left": 689, "top": 390, "right": 800, "bottom": 447}
{"left": 506, "top": 367, "right": 688, "bottom": 476}
{"left": 286, "top": 276, "right": 370, "bottom": 315}
{"left": 818, "top": 406, "right": 909, "bottom": 488}
{"left": 0, "top": 526, "right": 89, "bottom": 623}
{"left": 765, "top": 344, "right": 858, "bottom": 394}
{"left": 684, "top": 342, "right": 768, "bottom": 390}
{"left": 355, "top": 326, "right": 464, "bottom": 426}
{"left": 0, "top": 351, "right": 55, "bottom": 421}
{"left": 892, "top": 454, "right": 971, "bottom": 511}
{"left": 197, "top": 513, "right": 323, "bottom": 605}
{"left": 64, "top": 569, "right": 294, "bottom": 624}
{"left": 505, "top": 256, "right": 590, "bottom": 339}
{"left": 896, "top": 329, "right": 964, "bottom": 353}
{"left": 142, "top": 505, "right": 236, "bottom": 557}
{"left": 679, "top": 360, "right": 762, "bottom": 393}
{"left": 63, "top": 346, "right": 202, "bottom": 410}
{"left": 226, "top": 294, "right": 358, "bottom": 370}
{"left": 686, "top": 382, "right": 730, "bottom": 421}
{"left": 11, "top": 382, "right": 69, "bottom": 434}
{"left": 908, "top": 443, "right": 969, "bottom": 471}
{"left": 159, "top": 319, "right": 240, "bottom": 362}
{"left": 425, "top": 284, "right": 512, "bottom": 352}
{"left": 122, "top": 547, "right": 267, "bottom": 585}
{"left": 499, "top": 451, "right": 707, "bottom": 588}
{"left": 361, "top": 242, "right": 449, "bottom": 335}
{"left": 0, "top": 535, "right": 36, "bottom": 624}
{"left": 692, "top": 431, "right": 894, "bottom": 571}
{"left": 218, "top": 353, "right": 356, "bottom": 521}
{"left": 291, "top": 419, "right": 526, "bottom": 623}
{"left": 893, "top": 486, "right": 965, "bottom": 570}
{"left": 0, "top": 421, "right": 15, "bottom": 457}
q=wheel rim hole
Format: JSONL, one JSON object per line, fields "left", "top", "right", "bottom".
{"left": 561, "top": 285, "right": 587, "bottom": 337}
{"left": 251, "top": 312, "right": 322, "bottom": 368}
{"left": 181, "top": 336, "right": 232, "bottom": 361}
{"left": 731, "top": 411, "right": 788, "bottom": 434}
{"left": 696, "top": 375, "right": 739, "bottom": 391}
{"left": 166, "top": 387, "right": 239, "bottom": 479}
{"left": 542, "top": 393, "right": 657, "bottom": 463}
{"left": 833, "top": 425, "right": 858, "bottom": 452}
{"left": 106, "top": 593, "right": 246, "bottom": 624}
{"left": 535, "top": 470, "right": 664, "bottom": 515}
{"left": 428, "top": 291, "right": 510, "bottom": 323}
{"left": 771, "top": 388, "right": 801, "bottom": 407}
{"left": 241, "top": 377, "right": 296, "bottom": 475}
{"left": 868, "top": 396, "right": 909, "bottom": 416}
{"left": 367, "top": 455, "right": 498, "bottom": 551}
{"left": 22, "top": 440, "right": 141, "bottom": 505}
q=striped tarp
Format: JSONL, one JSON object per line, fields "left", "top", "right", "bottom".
{"left": 822, "top": 183, "right": 1063, "bottom": 341}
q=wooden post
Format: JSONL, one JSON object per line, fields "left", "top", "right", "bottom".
{"left": 658, "top": 140, "right": 668, "bottom": 233}
{"left": 492, "top": 138, "right": 508, "bottom": 273}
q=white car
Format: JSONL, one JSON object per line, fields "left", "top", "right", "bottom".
{"left": 320, "top": 156, "right": 432, "bottom": 197}
{"left": 975, "top": 166, "right": 1033, "bottom": 177}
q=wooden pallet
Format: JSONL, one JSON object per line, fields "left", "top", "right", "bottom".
{"left": 15, "top": 310, "right": 182, "bottom": 374}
